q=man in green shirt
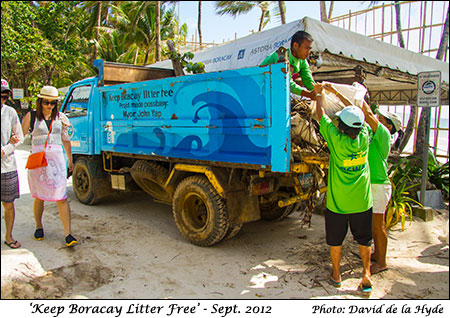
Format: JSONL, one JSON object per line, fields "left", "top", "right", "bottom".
{"left": 260, "top": 31, "right": 316, "bottom": 100}
{"left": 315, "top": 83, "right": 373, "bottom": 296}
{"left": 368, "top": 108, "right": 402, "bottom": 275}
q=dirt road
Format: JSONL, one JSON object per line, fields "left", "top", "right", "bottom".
{"left": 1, "top": 142, "right": 449, "bottom": 299}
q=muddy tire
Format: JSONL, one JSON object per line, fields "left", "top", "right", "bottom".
{"left": 223, "top": 222, "right": 243, "bottom": 240}
{"left": 130, "top": 160, "right": 171, "bottom": 203}
{"left": 73, "top": 157, "right": 108, "bottom": 205}
{"left": 173, "top": 176, "right": 229, "bottom": 246}
{"left": 260, "top": 201, "right": 295, "bottom": 221}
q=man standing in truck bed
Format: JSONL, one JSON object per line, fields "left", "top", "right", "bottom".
{"left": 260, "top": 30, "right": 316, "bottom": 100}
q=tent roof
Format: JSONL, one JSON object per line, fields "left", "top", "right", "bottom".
{"left": 151, "top": 17, "right": 449, "bottom": 105}
{"left": 302, "top": 17, "right": 448, "bottom": 84}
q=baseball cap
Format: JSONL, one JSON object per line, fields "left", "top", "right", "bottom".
{"left": 376, "top": 108, "right": 402, "bottom": 132}
{"left": 1, "top": 79, "right": 11, "bottom": 94}
{"left": 335, "top": 106, "right": 365, "bottom": 128}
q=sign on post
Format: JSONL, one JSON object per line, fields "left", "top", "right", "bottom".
{"left": 12, "top": 88, "right": 24, "bottom": 100}
{"left": 417, "top": 71, "right": 441, "bottom": 107}
{"left": 417, "top": 71, "right": 441, "bottom": 206}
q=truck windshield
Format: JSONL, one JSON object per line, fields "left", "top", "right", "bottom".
{"left": 63, "top": 85, "right": 91, "bottom": 118}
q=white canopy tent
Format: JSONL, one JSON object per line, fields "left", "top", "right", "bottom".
{"left": 151, "top": 17, "right": 449, "bottom": 106}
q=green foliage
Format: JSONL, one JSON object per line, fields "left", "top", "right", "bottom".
{"left": 1, "top": 1, "right": 93, "bottom": 96}
{"left": 1, "top": 1, "right": 187, "bottom": 96}
{"left": 428, "top": 161, "right": 449, "bottom": 200}
{"left": 386, "top": 153, "right": 449, "bottom": 230}
{"left": 96, "top": 30, "right": 137, "bottom": 64}
{"left": 388, "top": 156, "right": 421, "bottom": 187}
{"left": 385, "top": 171, "right": 422, "bottom": 231}
{"left": 165, "top": 51, "right": 205, "bottom": 74}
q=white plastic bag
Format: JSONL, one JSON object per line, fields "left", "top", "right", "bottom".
{"left": 311, "top": 81, "right": 367, "bottom": 121}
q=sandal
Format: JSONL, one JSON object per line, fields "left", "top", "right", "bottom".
{"left": 34, "top": 228, "right": 44, "bottom": 241}
{"left": 65, "top": 234, "right": 78, "bottom": 247}
{"left": 4, "top": 240, "right": 21, "bottom": 249}
{"left": 329, "top": 276, "right": 342, "bottom": 288}
{"left": 358, "top": 283, "right": 372, "bottom": 297}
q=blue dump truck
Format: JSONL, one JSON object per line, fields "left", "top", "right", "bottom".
{"left": 61, "top": 59, "right": 328, "bottom": 246}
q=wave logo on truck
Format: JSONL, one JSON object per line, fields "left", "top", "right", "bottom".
{"left": 165, "top": 74, "right": 270, "bottom": 162}
{"left": 108, "top": 70, "right": 272, "bottom": 166}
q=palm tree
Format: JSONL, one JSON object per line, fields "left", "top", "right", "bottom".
{"left": 82, "top": 1, "right": 117, "bottom": 62}
{"left": 97, "top": 30, "right": 138, "bottom": 64}
{"left": 367, "top": 1, "right": 414, "bottom": 154}
{"left": 413, "top": 6, "right": 449, "bottom": 157}
{"left": 319, "top": 1, "right": 335, "bottom": 23}
{"left": 215, "top": 1, "right": 271, "bottom": 32}
{"left": 198, "top": 1, "right": 203, "bottom": 47}
{"left": 436, "top": 6, "right": 449, "bottom": 61}
{"left": 278, "top": 1, "right": 286, "bottom": 25}
{"left": 118, "top": 2, "right": 182, "bottom": 65}
{"left": 156, "top": 1, "right": 161, "bottom": 61}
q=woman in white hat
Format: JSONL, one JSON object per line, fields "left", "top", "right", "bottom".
{"left": 1, "top": 79, "right": 24, "bottom": 249}
{"left": 21, "top": 85, "right": 78, "bottom": 247}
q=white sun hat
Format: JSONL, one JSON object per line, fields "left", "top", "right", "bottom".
{"left": 37, "top": 85, "right": 60, "bottom": 100}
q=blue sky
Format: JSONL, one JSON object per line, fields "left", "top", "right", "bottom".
{"left": 174, "top": 1, "right": 370, "bottom": 44}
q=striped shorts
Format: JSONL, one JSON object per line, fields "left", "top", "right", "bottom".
{"left": 1, "top": 171, "right": 20, "bottom": 203}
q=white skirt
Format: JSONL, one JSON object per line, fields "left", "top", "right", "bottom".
{"left": 28, "top": 144, "right": 67, "bottom": 201}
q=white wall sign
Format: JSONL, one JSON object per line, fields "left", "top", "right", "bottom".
{"left": 417, "top": 71, "right": 441, "bottom": 107}
{"left": 12, "top": 88, "right": 24, "bottom": 100}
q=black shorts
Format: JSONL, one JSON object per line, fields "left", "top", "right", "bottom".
{"left": 325, "top": 208, "right": 373, "bottom": 246}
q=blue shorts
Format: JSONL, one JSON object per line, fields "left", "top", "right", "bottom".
{"left": 325, "top": 208, "right": 373, "bottom": 246}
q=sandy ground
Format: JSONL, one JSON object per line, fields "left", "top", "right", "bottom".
{"left": 1, "top": 142, "right": 449, "bottom": 300}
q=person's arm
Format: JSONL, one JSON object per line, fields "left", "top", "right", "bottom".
{"left": 1, "top": 111, "right": 24, "bottom": 158}
{"left": 62, "top": 139, "right": 73, "bottom": 172}
{"left": 324, "top": 83, "right": 352, "bottom": 106}
{"left": 21, "top": 111, "right": 31, "bottom": 137}
{"left": 361, "top": 100, "right": 379, "bottom": 133}
{"left": 259, "top": 51, "right": 277, "bottom": 66}
{"left": 314, "top": 83, "right": 325, "bottom": 120}
{"left": 298, "top": 59, "right": 316, "bottom": 91}
{"left": 60, "top": 112, "right": 73, "bottom": 172}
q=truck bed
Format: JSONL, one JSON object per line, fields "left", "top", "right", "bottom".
{"left": 96, "top": 63, "right": 296, "bottom": 172}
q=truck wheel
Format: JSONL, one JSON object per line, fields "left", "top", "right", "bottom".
{"left": 130, "top": 160, "right": 171, "bottom": 203}
{"left": 73, "top": 158, "right": 105, "bottom": 205}
{"left": 260, "top": 201, "right": 295, "bottom": 221}
{"left": 173, "top": 176, "right": 229, "bottom": 246}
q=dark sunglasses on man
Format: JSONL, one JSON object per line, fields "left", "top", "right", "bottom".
{"left": 1, "top": 94, "right": 9, "bottom": 100}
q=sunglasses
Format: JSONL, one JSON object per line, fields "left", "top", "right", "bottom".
{"left": 1, "top": 95, "right": 9, "bottom": 100}
{"left": 42, "top": 100, "right": 58, "bottom": 106}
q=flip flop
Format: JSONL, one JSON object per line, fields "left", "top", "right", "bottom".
{"left": 359, "top": 283, "right": 372, "bottom": 297}
{"left": 4, "top": 240, "right": 21, "bottom": 249}
{"left": 329, "top": 277, "right": 342, "bottom": 288}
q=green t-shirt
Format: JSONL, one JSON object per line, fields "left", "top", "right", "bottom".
{"left": 260, "top": 49, "right": 315, "bottom": 95}
{"left": 319, "top": 115, "right": 373, "bottom": 214}
{"left": 368, "top": 123, "right": 392, "bottom": 185}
